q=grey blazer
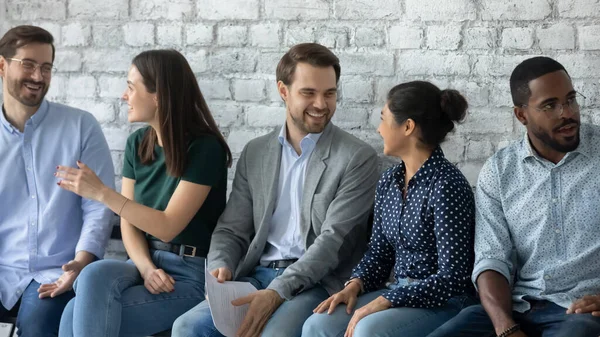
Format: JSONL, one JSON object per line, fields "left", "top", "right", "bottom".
{"left": 207, "top": 123, "right": 379, "bottom": 299}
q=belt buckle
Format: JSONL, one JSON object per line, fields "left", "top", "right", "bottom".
{"left": 179, "top": 245, "right": 197, "bottom": 257}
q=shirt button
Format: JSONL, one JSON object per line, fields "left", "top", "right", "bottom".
{"left": 552, "top": 198, "right": 557, "bottom": 203}
{"left": 30, "top": 222, "right": 35, "bottom": 226}
{"left": 555, "top": 229, "right": 560, "bottom": 234}
{"left": 31, "top": 195, "right": 36, "bottom": 199}
{"left": 544, "top": 275, "right": 551, "bottom": 280}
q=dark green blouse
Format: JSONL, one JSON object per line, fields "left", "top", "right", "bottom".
{"left": 122, "top": 127, "right": 227, "bottom": 257}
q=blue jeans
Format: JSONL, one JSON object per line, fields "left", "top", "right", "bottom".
{"left": 1, "top": 280, "right": 75, "bottom": 337}
{"left": 302, "top": 280, "right": 475, "bottom": 337}
{"left": 428, "top": 300, "right": 600, "bottom": 337}
{"left": 172, "top": 266, "right": 329, "bottom": 337}
{"left": 59, "top": 250, "right": 206, "bottom": 337}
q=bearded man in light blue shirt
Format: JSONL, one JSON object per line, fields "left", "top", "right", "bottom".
{"left": 429, "top": 57, "right": 600, "bottom": 337}
{"left": 0, "top": 25, "right": 115, "bottom": 337}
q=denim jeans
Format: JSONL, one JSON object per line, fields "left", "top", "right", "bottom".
{"left": 172, "top": 265, "right": 329, "bottom": 337}
{"left": 0, "top": 280, "right": 75, "bottom": 337}
{"left": 428, "top": 300, "right": 600, "bottom": 337}
{"left": 302, "top": 279, "right": 476, "bottom": 337}
{"left": 59, "top": 250, "right": 206, "bottom": 337}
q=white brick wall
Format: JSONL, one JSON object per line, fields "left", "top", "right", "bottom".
{"left": 3, "top": 0, "right": 600, "bottom": 196}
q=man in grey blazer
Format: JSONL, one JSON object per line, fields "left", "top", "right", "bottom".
{"left": 172, "top": 43, "right": 379, "bottom": 337}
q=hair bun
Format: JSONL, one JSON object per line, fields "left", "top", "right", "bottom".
{"left": 440, "top": 89, "right": 468, "bottom": 122}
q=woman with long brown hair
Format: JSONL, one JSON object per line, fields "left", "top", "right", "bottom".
{"left": 58, "top": 49, "right": 232, "bottom": 337}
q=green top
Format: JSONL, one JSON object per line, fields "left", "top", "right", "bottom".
{"left": 122, "top": 126, "right": 227, "bottom": 257}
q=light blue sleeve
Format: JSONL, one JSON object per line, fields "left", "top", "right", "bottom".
{"left": 75, "top": 113, "right": 116, "bottom": 259}
{"left": 472, "top": 157, "right": 514, "bottom": 289}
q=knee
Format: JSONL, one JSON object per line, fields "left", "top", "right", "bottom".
{"left": 172, "top": 310, "right": 214, "bottom": 337}
{"left": 172, "top": 314, "right": 196, "bottom": 337}
{"left": 353, "top": 318, "right": 378, "bottom": 337}
{"left": 301, "top": 313, "right": 335, "bottom": 337}
{"left": 75, "top": 260, "right": 124, "bottom": 292}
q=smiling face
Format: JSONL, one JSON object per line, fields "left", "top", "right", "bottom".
{"left": 517, "top": 70, "right": 580, "bottom": 155}
{"left": 278, "top": 62, "right": 337, "bottom": 136}
{"left": 121, "top": 65, "right": 157, "bottom": 124}
{"left": 0, "top": 43, "right": 52, "bottom": 108}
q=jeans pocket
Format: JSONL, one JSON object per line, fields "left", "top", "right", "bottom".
{"left": 180, "top": 256, "right": 206, "bottom": 274}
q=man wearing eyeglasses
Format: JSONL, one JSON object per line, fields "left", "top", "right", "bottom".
{"left": 428, "top": 57, "right": 600, "bottom": 337}
{"left": 0, "top": 25, "right": 114, "bottom": 336}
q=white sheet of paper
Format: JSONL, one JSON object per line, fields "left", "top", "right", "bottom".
{"left": 206, "top": 268, "right": 257, "bottom": 337}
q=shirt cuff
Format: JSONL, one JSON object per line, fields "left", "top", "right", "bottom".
{"left": 75, "top": 241, "right": 105, "bottom": 260}
{"left": 471, "top": 258, "right": 512, "bottom": 291}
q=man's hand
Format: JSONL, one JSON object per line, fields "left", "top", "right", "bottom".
{"left": 232, "top": 289, "right": 284, "bottom": 337}
{"left": 567, "top": 294, "right": 600, "bottom": 316}
{"left": 211, "top": 267, "right": 232, "bottom": 283}
{"left": 38, "top": 260, "right": 83, "bottom": 298}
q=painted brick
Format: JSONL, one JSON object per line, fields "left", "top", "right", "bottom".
{"left": 579, "top": 25, "right": 600, "bottom": 50}
{"left": 405, "top": 0, "right": 476, "bottom": 21}
{"left": 157, "top": 24, "right": 182, "bottom": 46}
{"left": 426, "top": 25, "right": 462, "bottom": 50}
{"left": 335, "top": 0, "right": 401, "bottom": 20}
{"left": 132, "top": 0, "right": 193, "bottom": 20}
{"left": 501, "top": 27, "right": 534, "bottom": 50}
{"left": 197, "top": 0, "right": 259, "bottom": 20}
{"left": 123, "top": 22, "right": 154, "bottom": 47}
{"left": 218, "top": 26, "right": 247, "bottom": 47}
{"left": 339, "top": 52, "right": 395, "bottom": 76}
{"left": 68, "top": 0, "right": 128, "bottom": 19}
{"left": 538, "top": 24, "right": 575, "bottom": 50}
{"left": 397, "top": 51, "right": 470, "bottom": 76}
{"left": 250, "top": 24, "right": 281, "bottom": 48}
{"left": 62, "top": 23, "right": 91, "bottom": 47}
{"left": 480, "top": 0, "right": 551, "bottom": 21}
{"left": 354, "top": 27, "right": 385, "bottom": 48}
{"left": 246, "top": 105, "right": 286, "bottom": 127}
{"left": 389, "top": 26, "right": 423, "bottom": 49}
{"left": 185, "top": 24, "right": 214, "bottom": 46}
{"left": 265, "top": 0, "right": 329, "bottom": 20}
{"left": 234, "top": 79, "right": 266, "bottom": 102}
{"left": 7, "top": 0, "right": 66, "bottom": 20}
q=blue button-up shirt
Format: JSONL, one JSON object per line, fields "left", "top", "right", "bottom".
{"left": 0, "top": 100, "right": 115, "bottom": 309}
{"left": 473, "top": 123, "right": 600, "bottom": 312}
{"left": 352, "top": 148, "right": 476, "bottom": 308}
{"left": 260, "top": 123, "right": 322, "bottom": 263}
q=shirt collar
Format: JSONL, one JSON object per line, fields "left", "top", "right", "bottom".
{"left": 393, "top": 147, "right": 446, "bottom": 186}
{"left": 278, "top": 122, "right": 324, "bottom": 149}
{"left": 0, "top": 100, "right": 49, "bottom": 134}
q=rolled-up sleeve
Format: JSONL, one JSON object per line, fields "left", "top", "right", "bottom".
{"left": 75, "top": 114, "right": 115, "bottom": 259}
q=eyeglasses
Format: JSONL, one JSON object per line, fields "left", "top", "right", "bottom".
{"left": 6, "top": 58, "right": 56, "bottom": 77}
{"left": 521, "top": 92, "right": 586, "bottom": 118}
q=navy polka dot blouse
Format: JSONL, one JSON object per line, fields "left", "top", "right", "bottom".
{"left": 351, "top": 147, "right": 476, "bottom": 308}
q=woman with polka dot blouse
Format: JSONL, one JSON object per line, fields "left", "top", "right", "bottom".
{"left": 302, "top": 81, "right": 477, "bottom": 337}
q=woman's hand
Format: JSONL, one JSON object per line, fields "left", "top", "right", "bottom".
{"left": 142, "top": 267, "right": 176, "bottom": 294}
{"left": 314, "top": 280, "right": 362, "bottom": 315}
{"left": 344, "top": 296, "right": 392, "bottom": 337}
{"left": 56, "top": 161, "right": 108, "bottom": 201}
